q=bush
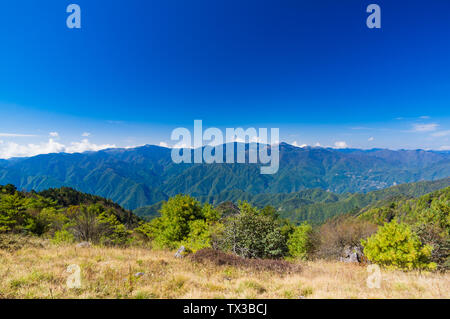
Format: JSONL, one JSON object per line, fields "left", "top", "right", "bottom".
{"left": 181, "top": 219, "right": 212, "bottom": 252}
{"left": 413, "top": 223, "right": 450, "bottom": 271}
{"left": 317, "top": 216, "right": 377, "bottom": 260}
{"left": 97, "top": 211, "right": 132, "bottom": 246}
{"left": 214, "top": 202, "right": 288, "bottom": 259}
{"left": 68, "top": 205, "right": 102, "bottom": 242}
{"left": 287, "top": 222, "right": 317, "bottom": 260}
{"left": 66, "top": 204, "right": 132, "bottom": 245}
{"left": 361, "top": 220, "right": 436, "bottom": 270}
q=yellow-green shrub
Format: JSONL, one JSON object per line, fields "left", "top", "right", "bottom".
{"left": 361, "top": 220, "right": 436, "bottom": 270}
{"left": 287, "top": 222, "right": 316, "bottom": 260}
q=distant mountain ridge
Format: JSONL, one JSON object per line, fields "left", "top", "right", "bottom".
{"left": 0, "top": 142, "right": 449, "bottom": 210}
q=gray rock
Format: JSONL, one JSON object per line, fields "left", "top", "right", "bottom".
{"left": 134, "top": 272, "right": 145, "bottom": 278}
{"left": 175, "top": 246, "right": 186, "bottom": 258}
{"left": 340, "top": 245, "right": 363, "bottom": 263}
{"left": 76, "top": 241, "right": 91, "bottom": 248}
{"left": 347, "top": 251, "right": 359, "bottom": 263}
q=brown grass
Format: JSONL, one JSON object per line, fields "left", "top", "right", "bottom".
{"left": 190, "top": 249, "right": 302, "bottom": 274}
{"left": 0, "top": 238, "right": 448, "bottom": 299}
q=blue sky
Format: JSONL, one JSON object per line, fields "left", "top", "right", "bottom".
{"left": 0, "top": 0, "right": 449, "bottom": 158}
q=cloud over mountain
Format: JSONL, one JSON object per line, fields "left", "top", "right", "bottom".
{"left": 0, "top": 138, "right": 115, "bottom": 159}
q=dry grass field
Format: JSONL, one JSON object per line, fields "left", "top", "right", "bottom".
{"left": 0, "top": 237, "right": 448, "bottom": 299}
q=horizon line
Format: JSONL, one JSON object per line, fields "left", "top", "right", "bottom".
{"left": 2, "top": 141, "right": 449, "bottom": 161}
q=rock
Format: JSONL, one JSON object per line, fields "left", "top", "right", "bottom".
{"left": 340, "top": 246, "right": 363, "bottom": 263}
{"left": 175, "top": 246, "right": 185, "bottom": 258}
{"left": 76, "top": 241, "right": 91, "bottom": 248}
{"left": 134, "top": 272, "right": 145, "bottom": 278}
{"left": 348, "top": 251, "right": 359, "bottom": 263}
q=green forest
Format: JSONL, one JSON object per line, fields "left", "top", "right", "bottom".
{"left": 135, "top": 178, "right": 450, "bottom": 223}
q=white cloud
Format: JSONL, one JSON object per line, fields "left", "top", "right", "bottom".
{"left": 439, "top": 145, "right": 450, "bottom": 151}
{"left": 431, "top": 130, "right": 450, "bottom": 137}
{"left": 159, "top": 142, "right": 169, "bottom": 148}
{"left": 250, "top": 136, "right": 262, "bottom": 143}
{"left": 82, "top": 132, "right": 91, "bottom": 137}
{"left": 124, "top": 144, "right": 145, "bottom": 149}
{"left": 0, "top": 133, "right": 36, "bottom": 137}
{"left": 0, "top": 138, "right": 115, "bottom": 159}
{"left": 172, "top": 143, "right": 193, "bottom": 149}
{"left": 65, "top": 139, "right": 115, "bottom": 153}
{"left": 49, "top": 132, "right": 59, "bottom": 137}
{"left": 412, "top": 123, "right": 439, "bottom": 132}
{"left": 291, "top": 141, "right": 308, "bottom": 148}
{"left": 229, "top": 136, "right": 244, "bottom": 143}
{"left": 334, "top": 141, "right": 349, "bottom": 149}
{"left": 0, "top": 139, "right": 65, "bottom": 159}
{"left": 314, "top": 142, "right": 321, "bottom": 147}
{"left": 228, "top": 136, "right": 258, "bottom": 144}
{"left": 368, "top": 137, "right": 374, "bottom": 141}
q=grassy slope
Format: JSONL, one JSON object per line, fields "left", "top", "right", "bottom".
{"left": 0, "top": 238, "right": 448, "bottom": 299}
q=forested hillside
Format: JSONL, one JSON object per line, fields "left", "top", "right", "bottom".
{"left": 135, "top": 178, "right": 450, "bottom": 223}
{"left": 0, "top": 143, "right": 449, "bottom": 210}
{"left": 0, "top": 185, "right": 140, "bottom": 245}
{"left": 359, "top": 186, "right": 450, "bottom": 226}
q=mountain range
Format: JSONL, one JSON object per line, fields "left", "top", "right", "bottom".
{"left": 0, "top": 142, "right": 449, "bottom": 214}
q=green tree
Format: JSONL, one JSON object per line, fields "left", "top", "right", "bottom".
{"left": 361, "top": 220, "right": 436, "bottom": 270}
{"left": 97, "top": 210, "right": 132, "bottom": 245}
{"left": 153, "top": 195, "right": 203, "bottom": 247}
{"left": 260, "top": 205, "right": 279, "bottom": 220}
{"left": 0, "top": 193, "right": 32, "bottom": 233}
{"left": 181, "top": 219, "right": 211, "bottom": 252}
{"left": 287, "top": 222, "right": 316, "bottom": 260}
{"left": 150, "top": 195, "right": 221, "bottom": 250}
{"left": 1, "top": 184, "right": 17, "bottom": 195}
{"left": 201, "top": 203, "right": 221, "bottom": 223}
